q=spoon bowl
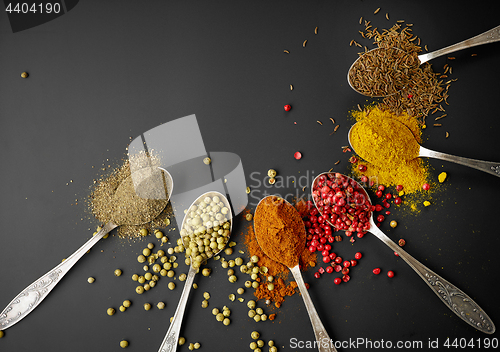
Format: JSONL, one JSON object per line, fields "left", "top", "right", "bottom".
{"left": 311, "top": 172, "right": 495, "bottom": 334}
{"left": 0, "top": 167, "right": 173, "bottom": 330}
{"left": 348, "top": 24, "right": 500, "bottom": 97}
{"left": 157, "top": 191, "right": 232, "bottom": 352}
{"left": 348, "top": 117, "right": 500, "bottom": 177}
{"left": 253, "top": 196, "right": 336, "bottom": 352}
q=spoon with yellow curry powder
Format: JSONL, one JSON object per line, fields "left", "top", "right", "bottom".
{"left": 254, "top": 196, "right": 336, "bottom": 352}
{"left": 312, "top": 172, "right": 495, "bottom": 334}
{"left": 0, "top": 167, "right": 172, "bottom": 331}
{"left": 348, "top": 116, "right": 500, "bottom": 177}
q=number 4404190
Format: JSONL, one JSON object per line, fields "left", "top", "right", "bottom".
{"left": 5, "top": 3, "right": 61, "bottom": 14}
{"left": 444, "top": 337, "right": 498, "bottom": 349}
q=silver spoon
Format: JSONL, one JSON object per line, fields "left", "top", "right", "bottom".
{"left": 0, "top": 168, "right": 173, "bottom": 330}
{"left": 348, "top": 117, "right": 500, "bottom": 177}
{"left": 254, "top": 196, "right": 336, "bottom": 352}
{"left": 157, "top": 191, "right": 233, "bottom": 352}
{"left": 348, "top": 24, "right": 500, "bottom": 97}
{"left": 311, "top": 172, "right": 495, "bottom": 334}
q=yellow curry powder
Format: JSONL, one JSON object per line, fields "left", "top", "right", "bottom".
{"left": 350, "top": 106, "right": 431, "bottom": 194}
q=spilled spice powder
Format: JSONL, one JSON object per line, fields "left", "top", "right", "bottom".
{"left": 89, "top": 154, "right": 171, "bottom": 238}
{"left": 349, "top": 105, "right": 430, "bottom": 194}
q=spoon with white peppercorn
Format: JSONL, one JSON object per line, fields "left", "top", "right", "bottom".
{"left": 157, "top": 191, "right": 233, "bottom": 352}
{"left": 0, "top": 167, "right": 172, "bottom": 330}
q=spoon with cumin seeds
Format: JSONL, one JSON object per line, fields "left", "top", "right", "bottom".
{"left": 0, "top": 167, "right": 173, "bottom": 331}
{"left": 348, "top": 24, "right": 500, "bottom": 97}
{"left": 254, "top": 195, "right": 336, "bottom": 352}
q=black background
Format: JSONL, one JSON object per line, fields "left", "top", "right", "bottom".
{"left": 1, "top": 1, "right": 500, "bottom": 351}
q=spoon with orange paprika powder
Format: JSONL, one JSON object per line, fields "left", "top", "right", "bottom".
{"left": 254, "top": 195, "right": 336, "bottom": 352}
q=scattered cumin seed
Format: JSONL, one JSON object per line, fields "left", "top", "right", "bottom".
{"left": 446, "top": 131, "right": 449, "bottom": 138}
{"left": 385, "top": 13, "right": 389, "bottom": 20}
{"left": 284, "top": 50, "right": 290, "bottom": 54}
{"left": 334, "top": 160, "right": 340, "bottom": 165}
{"left": 314, "top": 27, "right": 318, "bottom": 34}
{"left": 328, "top": 168, "right": 334, "bottom": 172}
{"left": 357, "top": 104, "right": 362, "bottom": 111}
{"left": 374, "top": 7, "right": 380, "bottom": 14}
{"left": 317, "top": 120, "right": 323, "bottom": 125}
{"left": 359, "top": 17, "right": 363, "bottom": 25}
{"left": 302, "top": 185, "right": 307, "bottom": 191}
{"left": 303, "top": 40, "right": 308, "bottom": 47}
{"left": 334, "top": 125, "right": 339, "bottom": 132}
{"left": 433, "top": 123, "right": 442, "bottom": 127}
{"left": 435, "top": 114, "right": 447, "bottom": 121}
{"left": 290, "top": 84, "right": 293, "bottom": 90}
{"left": 349, "top": 39, "right": 354, "bottom": 46}
{"left": 448, "top": 57, "right": 455, "bottom": 60}
{"left": 330, "top": 117, "right": 335, "bottom": 124}
{"left": 471, "top": 53, "right": 477, "bottom": 56}
{"left": 425, "top": 44, "right": 428, "bottom": 51}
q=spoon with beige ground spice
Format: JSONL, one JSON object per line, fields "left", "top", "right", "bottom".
{"left": 0, "top": 167, "right": 172, "bottom": 331}
{"left": 348, "top": 24, "right": 500, "bottom": 97}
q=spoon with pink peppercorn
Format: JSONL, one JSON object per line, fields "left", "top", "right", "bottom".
{"left": 311, "top": 172, "right": 495, "bottom": 334}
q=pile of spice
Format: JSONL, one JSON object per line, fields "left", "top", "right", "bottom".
{"left": 243, "top": 205, "right": 316, "bottom": 308}
{"left": 349, "top": 106, "right": 430, "bottom": 194}
{"left": 352, "top": 17, "right": 454, "bottom": 124}
{"left": 89, "top": 153, "right": 171, "bottom": 238}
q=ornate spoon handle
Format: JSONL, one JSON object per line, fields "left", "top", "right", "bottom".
{"left": 420, "top": 146, "right": 500, "bottom": 177}
{"left": 0, "top": 222, "right": 117, "bottom": 330}
{"left": 418, "top": 24, "right": 500, "bottom": 64}
{"left": 290, "top": 265, "right": 337, "bottom": 352}
{"left": 157, "top": 265, "right": 197, "bottom": 352}
{"left": 370, "top": 222, "right": 495, "bottom": 334}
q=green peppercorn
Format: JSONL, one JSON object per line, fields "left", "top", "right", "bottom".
{"left": 120, "top": 340, "right": 129, "bottom": 348}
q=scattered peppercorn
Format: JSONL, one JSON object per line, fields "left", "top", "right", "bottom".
{"left": 372, "top": 268, "right": 381, "bottom": 275}
{"left": 284, "top": 104, "right": 291, "bottom": 111}
{"left": 387, "top": 270, "right": 395, "bottom": 278}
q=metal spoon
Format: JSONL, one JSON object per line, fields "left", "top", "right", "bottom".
{"left": 0, "top": 168, "right": 173, "bottom": 330}
{"left": 311, "top": 172, "right": 495, "bottom": 334}
{"left": 348, "top": 24, "right": 500, "bottom": 97}
{"left": 254, "top": 196, "right": 336, "bottom": 352}
{"left": 157, "top": 191, "right": 233, "bottom": 352}
{"left": 348, "top": 118, "right": 500, "bottom": 177}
